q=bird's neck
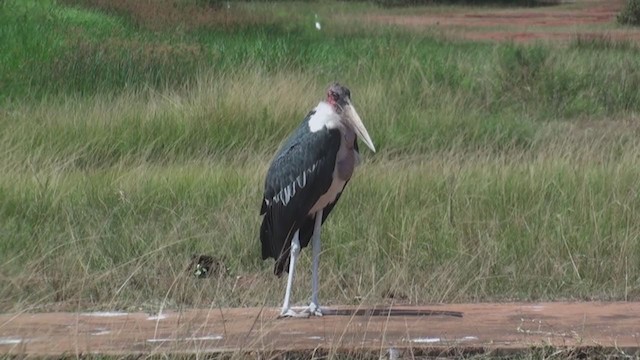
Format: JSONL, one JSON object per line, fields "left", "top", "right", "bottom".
{"left": 308, "top": 101, "right": 341, "bottom": 132}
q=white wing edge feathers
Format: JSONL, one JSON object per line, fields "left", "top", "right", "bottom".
{"left": 266, "top": 162, "right": 319, "bottom": 207}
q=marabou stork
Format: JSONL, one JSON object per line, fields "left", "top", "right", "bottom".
{"left": 260, "top": 83, "right": 375, "bottom": 318}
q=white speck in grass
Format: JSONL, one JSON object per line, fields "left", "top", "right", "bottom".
{"left": 81, "top": 312, "right": 127, "bottom": 317}
{"left": 147, "top": 338, "right": 174, "bottom": 343}
{"left": 307, "top": 336, "right": 323, "bottom": 340}
{"left": 147, "top": 335, "right": 223, "bottom": 343}
{"left": 460, "top": 336, "right": 479, "bottom": 341}
{"left": 281, "top": 331, "right": 304, "bottom": 335}
{"left": 0, "top": 337, "right": 23, "bottom": 345}
{"left": 91, "top": 329, "right": 111, "bottom": 336}
{"left": 147, "top": 314, "right": 167, "bottom": 321}
{"left": 410, "top": 337, "right": 440, "bottom": 343}
{"left": 186, "top": 335, "right": 223, "bottom": 341}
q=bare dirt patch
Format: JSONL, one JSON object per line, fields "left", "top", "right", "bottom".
{"left": 352, "top": 0, "right": 640, "bottom": 42}
{"left": 1, "top": 302, "right": 639, "bottom": 357}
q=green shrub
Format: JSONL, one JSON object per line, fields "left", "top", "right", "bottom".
{"left": 618, "top": 0, "right": 640, "bottom": 26}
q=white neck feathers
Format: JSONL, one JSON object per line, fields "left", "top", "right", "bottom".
{"left": 307, "top": 102, "right": 340, "bottom": 133}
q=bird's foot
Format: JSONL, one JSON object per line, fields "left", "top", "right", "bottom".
{"left": 278, "top": 308, "right": 310, "bottom": 318}
{"left": 303, "top": 302, "right": 323, "bottom": 317}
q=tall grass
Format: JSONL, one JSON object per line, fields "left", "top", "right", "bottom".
{"left": 1, "top": 0, "right": 640, "bottom": 313}
{"left": 2, "top": 150, "right": 639, "bottom": 311}
{"left": 4, "top": 0, "right": 640, "bottom": 120}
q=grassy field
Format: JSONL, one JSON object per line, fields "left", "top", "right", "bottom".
{"left": 1, "top": 0, "right": 640, "bottom": 314}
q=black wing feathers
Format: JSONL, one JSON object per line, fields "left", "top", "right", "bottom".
{"left": 260, "top": 111, "right": 342, "bottom": 276}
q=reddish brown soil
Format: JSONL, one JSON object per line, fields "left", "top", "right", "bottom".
{"left": 353, "top": 0, "right": 640, "bottom": 42}
{"left": 1, "top": 302, "right": 639, "bottom": 357}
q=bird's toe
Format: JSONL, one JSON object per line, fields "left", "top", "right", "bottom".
{"left": 306, "top": 303, "right": 323, "bottom": 317}
{"left": 278, "top": 308, "right": 310, "bottom": 319}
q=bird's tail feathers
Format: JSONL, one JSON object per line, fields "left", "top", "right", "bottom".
{"left": 260, "top": 209, "right": 294, "bottom": 277}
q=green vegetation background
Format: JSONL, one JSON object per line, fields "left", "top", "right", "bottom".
{"left": 1, "top": 0, "right": 639, "bottom": 312}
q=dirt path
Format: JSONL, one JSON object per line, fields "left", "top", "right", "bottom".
{"left": 1, "top": 302, "right": 639, "bottom": 357}
{"left": 348, "top": 0, "right": 640, "bottom": 43}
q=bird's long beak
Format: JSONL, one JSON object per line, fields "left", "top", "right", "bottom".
{"left": 345, "top": 102, "right": 376, "bottom": 152}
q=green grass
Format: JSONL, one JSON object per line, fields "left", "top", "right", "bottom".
{"left": 1, "top": 0, "right": 640, "bottom": 315}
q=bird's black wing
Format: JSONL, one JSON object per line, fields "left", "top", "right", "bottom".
{"left": 260, "top": 111, "right": 341, "bottom": 276}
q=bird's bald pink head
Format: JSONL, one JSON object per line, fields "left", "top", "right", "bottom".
{"left": 326, "top": 83, "right": 351, "bottom": 111}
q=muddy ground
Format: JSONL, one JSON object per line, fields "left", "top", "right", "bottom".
{"left": 348, "top": 0, "right": 640, "bottom": 42}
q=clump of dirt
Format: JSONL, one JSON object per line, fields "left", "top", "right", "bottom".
{"left": 188, "top": 254, "right": 227, "bottom": 279}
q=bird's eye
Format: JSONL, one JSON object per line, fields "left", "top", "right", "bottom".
{"left": 331, "top": 92, "right": 339, "bottom": 101}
